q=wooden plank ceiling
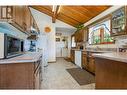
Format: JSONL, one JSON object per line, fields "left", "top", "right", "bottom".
{"left": 31, "top": 5, "right": 110, "bottom": 27}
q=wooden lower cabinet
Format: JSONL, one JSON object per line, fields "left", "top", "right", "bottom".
{"left": 70, "top": 49, "right": 75, "bottom": 63}
{"left": 82, "top": 51, "right": 95, "bottom": 74}
{"left": 95, "top": 57, "right": 127, "bottom": 89}
{"left": 88, "top": 56, "right": 95, "bottom": 73}
{"left": 0, "top": 57, "right": 42, "bottom": 89}
{"left": 82, "top": 51, "right": 88, "bottom": 70}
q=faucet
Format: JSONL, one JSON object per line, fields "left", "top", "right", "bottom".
{"left": 96, "top": 46, "right": 101, "bottom": 51}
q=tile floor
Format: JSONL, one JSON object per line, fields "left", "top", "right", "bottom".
{"left": 41, "top": 58, "right": 95, "bottom": 89}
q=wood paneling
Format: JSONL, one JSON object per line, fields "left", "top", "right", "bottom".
{"left": 70, "top": 49, "right": 75, "bottom": 63}
{"left": 82, "top": 51, "right": 95, "bottom": 74}
{"left": 31, "top": 6, "right": 53, "bottom": 17}
{"left": 75, "top": 29, "right": 85, "bottom": 42}
{"left": 95, "top": 57, "right": 127, "bottom": 89}
{"left": 0, "top": 63, "right": 34, "bottom": 89}
{"left": 0, "top": 6, "right": 40, "bottom": 34}
{"left": 31, "top": 5, "right": 110, "bottom": 27}
{"left": 0, "top": 57, "right": 42, "bottom": 89}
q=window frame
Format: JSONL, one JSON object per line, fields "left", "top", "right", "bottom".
{"left": 87, "top": 15, "right": 115, "bottom": 45}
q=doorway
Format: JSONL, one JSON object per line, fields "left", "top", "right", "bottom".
{"left": 56, "top": 35, "right": 68, "bottom": 58}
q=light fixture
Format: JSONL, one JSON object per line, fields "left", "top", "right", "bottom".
{"left": 44, "top": 26, "right": 51, "bottom": 33}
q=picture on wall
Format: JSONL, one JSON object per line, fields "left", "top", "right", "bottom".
{"left": 56, "top": 38, "right": 60, "bottom": 42}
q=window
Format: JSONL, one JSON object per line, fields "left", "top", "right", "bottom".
{"left": 88, "top": 19, "right": 114, "bottom": 45}
{"left": 71, "top": 36, "right": 76, "bottom": 47}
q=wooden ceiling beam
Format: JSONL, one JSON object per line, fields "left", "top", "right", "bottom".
{"left": 52, "top": 5, "right": 60, "bottom": 23}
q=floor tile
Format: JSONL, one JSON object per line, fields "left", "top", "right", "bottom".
{"left": 41, "top": 58, "right": 95, "bottom": 89}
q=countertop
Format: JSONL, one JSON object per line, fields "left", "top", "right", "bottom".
{"left": 85, "top": 50, "right": 115, "bottom": 53}
{"left": 0, "top": 52, "right": 42, "bottom": 64}
{"left": 71, "top": 49, "right": 85, "bottom": 51}
{"left": 71, "top": 49, "right": 114, "bottom": 53}
{"left": 93, "top": 52, "right": 127, "bottom": 63}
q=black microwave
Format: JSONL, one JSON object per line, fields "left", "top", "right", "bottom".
{"left": 4, "top": 34, "right": 23, "bottom": 58}
{"left": 0, "top": 33, "right": 23, "bottom": 59}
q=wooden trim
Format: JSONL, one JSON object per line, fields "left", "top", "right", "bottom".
{"left": 86, "top": 14, "right": 115, "bottom": 45}
{"left": 87, "top": 14, "right": 111, "bottom": 28}
{"left": 52, "top": 5, "right": 60, "bottom": 23}
{"left": 10, "top": 22, "right": 28, "bottom": 35}
{"left": 1, "top": 6, "right": 7, "bottom": 19}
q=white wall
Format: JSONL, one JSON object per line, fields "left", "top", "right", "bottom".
{"left": 30, "top": 7, "right": 75, "bottom": 62}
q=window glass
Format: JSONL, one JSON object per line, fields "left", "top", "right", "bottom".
{"left": 88, "top": 19, "right": 114, "bottom": 45}
{"left": 71, "top": 36, "right": 76, "bottom": 47}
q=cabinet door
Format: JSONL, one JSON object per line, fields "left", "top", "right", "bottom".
{"left": 82, "top": 52, "right": 88, "bottom": 69}
{"left": 75, "top": 29, "right": 85, "bottom": 42}
{"left": 13, "top": 6, "right": 25, "bottom": 30}
{"left": 78, "top": 30, "right": 81, "bottom": 42}
{"left": 79, "top": 29, "right": 83, "bottom": 42}
{"left": 71, "top": 50, "right": 75, "bottom": 63}
{"left": 89, "top": 56, "right": 95, "bottom": 74}
{"left": 24, "top": 6, "right": 32, "bottom": 32}
{"left": 83, "top": 28, "right": 88, "bottom": 42}
{"left": 82, "top": 29, "right": 85, "bottom": 41}
{"left": 77, "top": 31, "right": 80, "bottom": 42}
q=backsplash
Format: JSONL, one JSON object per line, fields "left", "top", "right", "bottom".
{"left": 115, "top": 35, "right": 127, "bottom": 48}
{"left": 85, "top": 35, "right": 127, "bottom": 52}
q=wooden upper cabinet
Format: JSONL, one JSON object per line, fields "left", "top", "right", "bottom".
{"left": 0, "top": 6, "right": 39, "bottom": 34}
{"left": 74, "top": 29, "right": 85, "bottom": 42}
{"left": 13, "top": 6, "right": 25, "bottom": 29}
{"left": 24, "top": 6, "right": 32, "bottom": 32}
{"left": 111, "top": 6, "right": 127, "bottom": 36}
{"left": 80, "top": 29, "right": 84, "bottom": 42}
{"left": 83, "top": 28, "right": 88, "bottom": 42}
